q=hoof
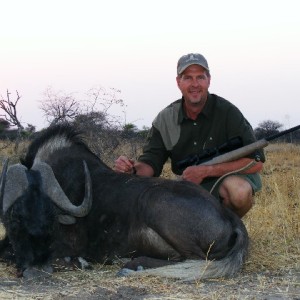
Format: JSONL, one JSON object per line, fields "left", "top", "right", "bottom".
{"left": 116, "top": 268, "right": 136, "bottom": 277}
{"left": 22, "top": 265, "right": 53, "bottom": 280}
{"left": 136, "top": 265, "right": 144, "bottom": 271}
{"left": 51, "top": 257, "right": 92, "bottom": 272}
{"left": 77, "top": 257, "right": 92, "bottom": 270}
{"left": 117, "top": 265, "right": 144, "bottom": 277}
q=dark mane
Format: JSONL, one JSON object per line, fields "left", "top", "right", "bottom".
{"left": 21, "top": 124, "right": 93, "bottom": 169}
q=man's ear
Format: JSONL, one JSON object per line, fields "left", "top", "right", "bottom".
{"left": 176, "top": 75, "right": 181, "bottom": 88}
{"left": 207, "top": 76, "right": 211, "bottom": 87}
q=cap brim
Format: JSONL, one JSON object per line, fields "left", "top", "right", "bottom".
{"left": 177, "top": 62, "right": 209, "bottom": 75}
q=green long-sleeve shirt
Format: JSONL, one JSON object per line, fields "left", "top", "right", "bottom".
{"left": 138, "top": 93, "right": 265, "bottom": 177}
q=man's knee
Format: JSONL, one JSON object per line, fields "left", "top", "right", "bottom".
{"left": 219, "top": 176, "right": 254, "bottom": 217}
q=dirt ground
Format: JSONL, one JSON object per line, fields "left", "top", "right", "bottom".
{"left": 0, "top": 263, "right": 299, "bottom": 300}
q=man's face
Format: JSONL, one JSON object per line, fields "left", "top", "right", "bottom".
{"left": 176, "top": 65, "right": 211, "bottom": 106}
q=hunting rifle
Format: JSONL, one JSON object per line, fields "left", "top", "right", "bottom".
{"left": 177, "top": 124, "right": 300, "bottom": 168}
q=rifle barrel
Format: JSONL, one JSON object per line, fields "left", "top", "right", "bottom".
{"left": 265, "top": 124, "right": 300, "bottom": 141}
{"left": 201, "top": 124, "right": 300, "bottom": 166}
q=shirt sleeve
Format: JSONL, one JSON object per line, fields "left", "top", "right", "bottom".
{"left": 226, "top": 105, "right": 266, "bottom": 163}
{"left": 138, "top": 126, "right": 170, "bottom": 177}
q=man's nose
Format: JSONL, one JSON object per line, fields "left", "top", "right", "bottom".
{"left": 191, "top": 78, "right": 200, "bottom": 86}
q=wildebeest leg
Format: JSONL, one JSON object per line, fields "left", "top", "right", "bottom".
{"left": 131, "top": 186, "right": 239, "bottom": 261}
{"left": 0, "top": 235, "right": 15, "bottom": 263}
{"left": 128, "top": 225, "right": 182, "bottom": 260}
{"left": 123, "top": 256, "right": 177, "bottom": 271}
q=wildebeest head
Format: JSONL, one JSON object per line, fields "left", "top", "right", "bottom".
{"left": 1, "top": 160, "right": 92, "bottom": 218}
{"left": 0, "top": 158, "right": 92, "bottom": 275}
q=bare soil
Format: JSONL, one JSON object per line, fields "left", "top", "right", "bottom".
{"left": 0, "top": 263, "right": 299, "bottom": 299}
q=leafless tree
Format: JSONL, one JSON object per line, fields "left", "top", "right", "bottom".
{"left": 83, "top": 86, "right": 125, "bottom": 127}
{"left": 40, "top": 87, "right": 80, "bottom": 125}
{"left": 39, "top": 86, "right": 128, "bottom": 164}
{"left": 0, "top": 90, "right": 28, "bottom": 152}
{"left": 0, "top": 90, "right": 24, "bottom": 130}
{"left": 40, "top": 86, "right": 125, "bottom": 128}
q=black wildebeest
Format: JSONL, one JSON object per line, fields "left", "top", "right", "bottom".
{"left": 0, "top": 124, "right": 249, "bottom": 280}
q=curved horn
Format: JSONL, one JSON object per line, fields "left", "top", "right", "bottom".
{"left": 3, "top": 163, "right": 29, "bottom": 214}
{"left": 32, "top": 160, "right": 92, "bottom": 217}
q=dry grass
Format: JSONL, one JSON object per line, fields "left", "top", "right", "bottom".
{"left": 244, "top": 143, "right": 300, "bottom": 273}
{"left": 0, "top": 139, "right": 29, "bottom": 165}
{"left": 0, "top": 142, "right": 299, "bottom": 299}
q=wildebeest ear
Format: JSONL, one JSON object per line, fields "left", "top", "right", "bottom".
{"left": 3, "top": 164, "right": 29, "bottom": 214}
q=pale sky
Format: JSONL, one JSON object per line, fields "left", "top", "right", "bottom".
{"left": 1, "top": 0, "right": 299, "bottom": 130}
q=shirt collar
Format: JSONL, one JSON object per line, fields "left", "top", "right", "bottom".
{"left": 178, "top": 93, "right": 213, "bottom": 124}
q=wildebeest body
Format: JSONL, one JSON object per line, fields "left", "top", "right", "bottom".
{"left": 0, "top": 125, "right": 249, "bottom": 279}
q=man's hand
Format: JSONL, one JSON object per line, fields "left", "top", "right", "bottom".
{"left": 181, "top": 158, "right": 263, "bottom": 185}
{"left": 182, "top": 165, "right": 209, "bottom": 184}
{"left": 114, "top": 156, "right": 135, "bottom": 174}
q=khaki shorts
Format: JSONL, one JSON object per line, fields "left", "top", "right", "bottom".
{"left": 200, "top": 173, "right": 262, "bottom": 199}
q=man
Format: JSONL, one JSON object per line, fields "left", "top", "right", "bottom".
{"left": 114, "top": 53, "right": 265, "bottom": 217}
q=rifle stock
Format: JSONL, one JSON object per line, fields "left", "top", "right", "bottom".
{"left": 200, "top": 139, "right": 269, "bottom": 165}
